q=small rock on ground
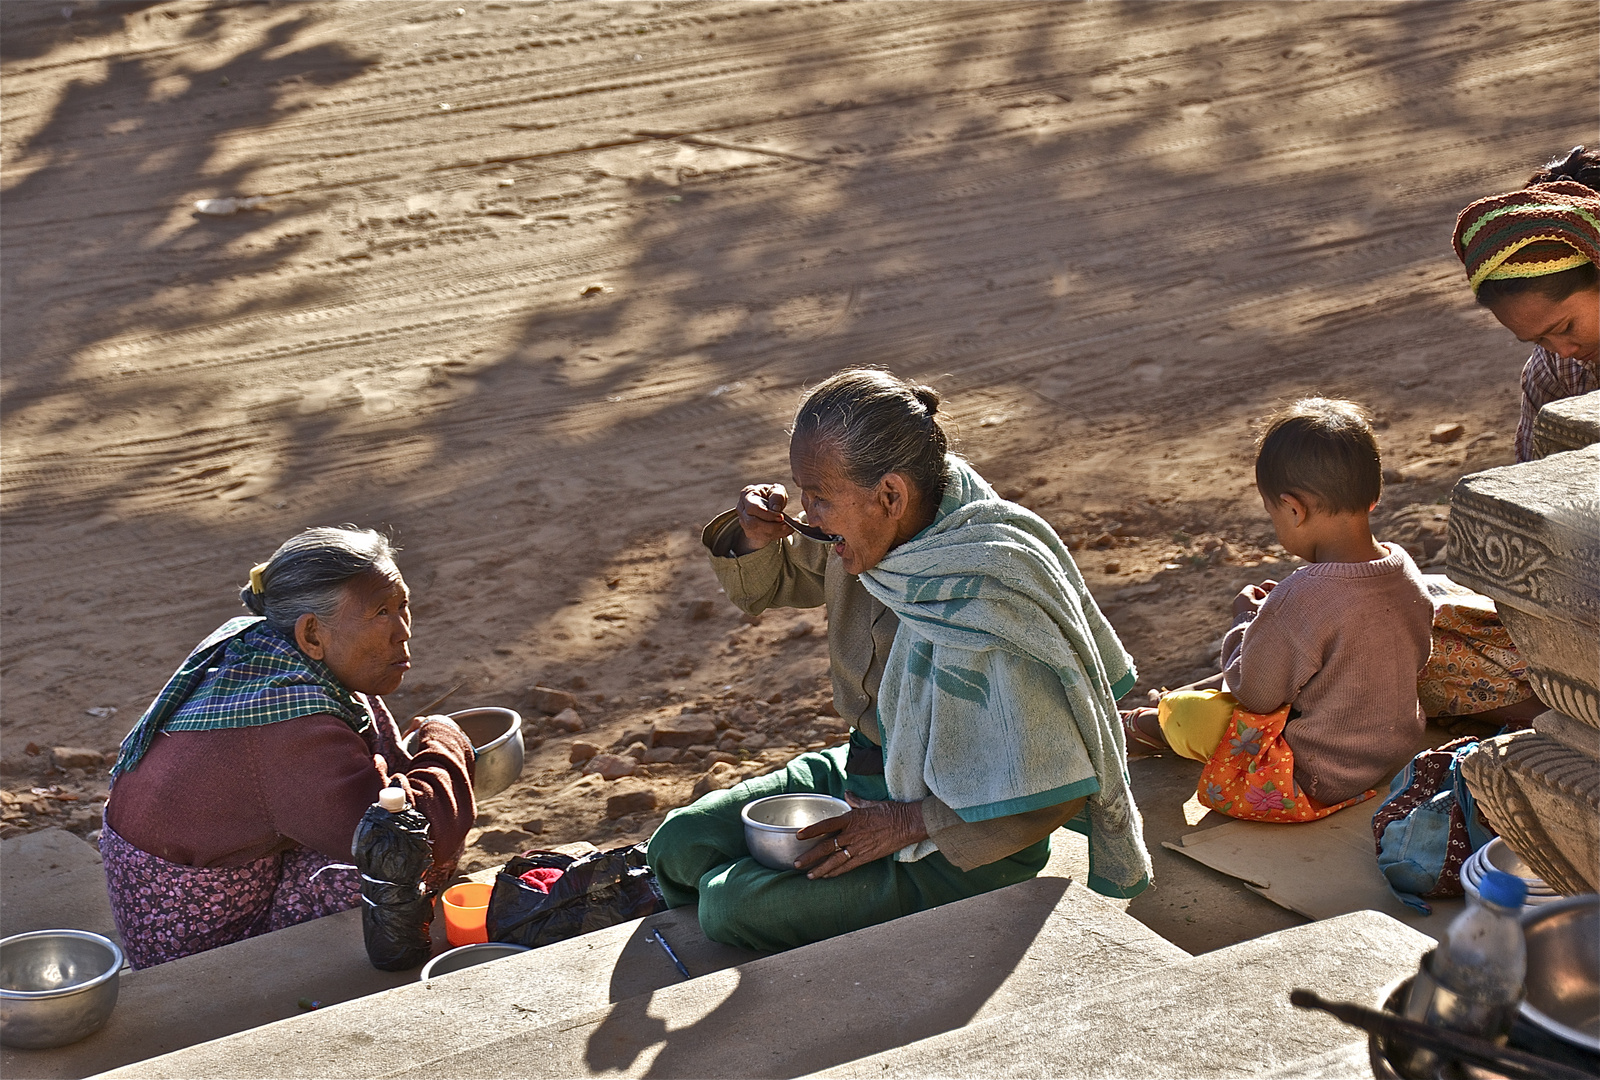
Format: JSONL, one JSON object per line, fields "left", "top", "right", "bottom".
{"left": 530, "top": 685, "right": 581, "bottom": 715}
{"left": 50, "top": 747, "right": 106, "bottom": 770}
{"left": 651, "top": 714, "right": 716, "bottom": 747}
{"left": 691, "top": 761, "right": 740, "bottom": 800}
{"left": 584, "top": 753, "right": 635, "bottom": 780}
{"left": 606, "top": 788, "right": 657, "bottom": 819}
{"left": 549, "top": 708, "right": 585, "bottom": 732}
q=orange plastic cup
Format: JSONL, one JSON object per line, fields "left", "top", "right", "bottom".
{"left": 441, "top": 882, "right": 492, "bottom": 947}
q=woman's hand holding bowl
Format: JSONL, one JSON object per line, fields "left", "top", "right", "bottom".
{"left": 793, "top": 793, "right": 929, "bottom": 879}
{"left": 733, "top": 484, "right": 794, "bottom": 555}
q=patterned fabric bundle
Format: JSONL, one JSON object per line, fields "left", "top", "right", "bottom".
{"left": 111, "top": 616, "right": 371, "bottom": 778}
{"left": 1417, "top": 575, "right": 1533, "bottom": 717}
{"left": 1452, "top": 180, "right": 1600, "bottom": 293}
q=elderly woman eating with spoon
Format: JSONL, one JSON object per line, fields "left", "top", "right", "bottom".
{"left": 101, "top": 526, "right": 476, "bottom": 968}
{"left": 647, "top": 368, "right": 1151, "bottom": 952}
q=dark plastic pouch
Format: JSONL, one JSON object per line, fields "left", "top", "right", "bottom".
{"left": 486, "top": 843, "right": 664, "bottom": 949}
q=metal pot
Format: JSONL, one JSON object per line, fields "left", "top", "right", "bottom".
{"left": 404, "top": 706, "right": 524, "bottom": 800}
{"left": 0, "top": 930, "right": 123, "bottom": 1050}
{"left": 1520, "top": 894, "right": 1600, "bottom": 1051}
{"left": 740, "top": 793, "right": 850, "bottom": 871}
{"left": 418, "top": 941, "right": 530, "bottom": 981}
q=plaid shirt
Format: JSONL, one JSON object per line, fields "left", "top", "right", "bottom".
{"left": 112, "top": 617, "right": 371, "bottom": 778}
{"left": 1518, "top": 346, "right": 1600, "bottom": 461}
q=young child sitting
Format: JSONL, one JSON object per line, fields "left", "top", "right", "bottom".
{"left": 1123, "top": 398, "right": 1434, "bottom": 822}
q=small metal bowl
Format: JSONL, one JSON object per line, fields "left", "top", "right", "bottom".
{"left": 741, "top": 794, "right": 850, "bottom": 871}
{"left": 418, "top": 941, "right": 530, "bottom": 981}
{"left": 1521, "top": 894, "right": 1600, "bottom": 1051}
{"left": 0, "top": 930, "right": 123, "bottom": 1049}
{"left": 404, "top": 707, "right": 524, "bottom": 800}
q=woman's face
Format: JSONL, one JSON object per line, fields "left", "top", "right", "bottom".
{"left": 297, "top": 571, "right": 413, "bottom": 696}
{"left": 789, "top": 437, "right": 924, "bottom": 575}
{"left": 1483, "top": 285, "right": 1600, "bottom": 367}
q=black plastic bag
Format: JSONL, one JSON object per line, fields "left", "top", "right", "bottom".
{"left": 486, "top": 843, "right": 664, "bottom": 949}
{"left": 351, "top": 798, "right": 434, "bottom": 971}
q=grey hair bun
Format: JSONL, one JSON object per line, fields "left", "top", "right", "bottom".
{"left": 792, "top": 368, "right": 951, "bottom": 504}
{"left": 240, "top": 585, "right": 267, "bottom": 615}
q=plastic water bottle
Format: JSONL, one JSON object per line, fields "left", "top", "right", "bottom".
{"left": 1400, "top": 869, "right": 1527, "bottom": 1076}
{"left": 351, "top": 783, "right": 434, "bottom": 971}
{"left": 1431, "top": 870, "right": 1528, "bottom": 1024}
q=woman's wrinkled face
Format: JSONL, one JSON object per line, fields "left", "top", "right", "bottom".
{"left": 1484, "top": 285, "right": 1600, "bottom": 367}
{"left": 789, "top": 437, "right": 915, "bottom": 575}
{"left": 302, "top": 571, "right": 413, "bottom": 696}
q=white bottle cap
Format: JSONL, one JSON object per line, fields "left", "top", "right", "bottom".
{"left": 378, "top": 787, "right": 406, "bottom": 812}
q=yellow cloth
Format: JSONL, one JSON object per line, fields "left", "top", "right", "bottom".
{"left": 1158, "top": 690, "right": 1239, "bottom": 763}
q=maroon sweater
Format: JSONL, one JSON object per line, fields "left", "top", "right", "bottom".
{"left": 106, "top": 697, "right": 475, "bottom": 874}
{"left": 1222, "top": 543, "right": 1433, "bottom": 805}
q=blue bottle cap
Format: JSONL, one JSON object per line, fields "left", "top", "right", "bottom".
{"left": 1478, "top": 869, "right": 1527, "bottom": 910}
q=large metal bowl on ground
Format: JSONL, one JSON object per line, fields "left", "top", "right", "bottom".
{"left": 0, "top": 930, "right": 123, "bottom": 1049}
{"left": 1521, "top": 894, "right": 1600, "bottom": 1051}
{"left": 741, "top": 794, "right": 850, "bottom": 871}
{"left": 403, "top": 706, "right": 524, "bottom": 800}
{"left": 418, "top": 942, "right": 530, "bottom": 981}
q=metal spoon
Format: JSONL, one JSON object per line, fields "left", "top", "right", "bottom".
{"left": 762, "top": 496, "right": 842, "bottom": 543}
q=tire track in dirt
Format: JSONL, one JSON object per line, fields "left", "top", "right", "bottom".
{"left": 2, "top": 0, "right": 1594, "bottom": 754}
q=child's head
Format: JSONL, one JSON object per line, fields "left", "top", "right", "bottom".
{"left": 1255, "top": 398, "right": 1381, "bottom": 555}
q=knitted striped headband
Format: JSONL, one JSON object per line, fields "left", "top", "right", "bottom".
{"left": 1452, "top": 180, "right": 1600, "bottom": 294}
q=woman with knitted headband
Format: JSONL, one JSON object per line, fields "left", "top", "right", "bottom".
{"left": 1452, "top": 146, "right": 1600, "bottom": 461}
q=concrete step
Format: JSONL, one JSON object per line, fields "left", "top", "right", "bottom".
{"left": 7, "top": 836, "right": 756, "bottom": 1080}
{"left": 808, "top": 910, "right": 1431, "bottom": 1079}
{"left": 101, "top": 872, "right": 1184, "bottom": 1078}
{"left": 90, "top": 903, "right": 757, "bottom": 1080}
{"left": 0, "top": 828, "right": 118, "bottom": 944}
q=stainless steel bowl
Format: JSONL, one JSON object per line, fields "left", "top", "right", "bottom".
{"left": 0, "top": 930, "right": 123, "bottom": 1049}
{"left": 1521, "top": 894, "right": 1600, "bottom": 1051}
{"left": 404, "top": 706, "right": 524, "bottom": 800}
{"left": 741, "top": 794, "right": 850, "bottom": 871}
{"left": 418, "top": 941, "right": 530, "bottom": 981}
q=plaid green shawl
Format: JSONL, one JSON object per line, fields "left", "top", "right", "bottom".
{"left": 111, "top": 616, "right": 372, "bottom": 779}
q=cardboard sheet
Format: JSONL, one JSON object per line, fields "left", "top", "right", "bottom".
{"left": 1162, "top": 798, "right": 1464, "bottom": 941}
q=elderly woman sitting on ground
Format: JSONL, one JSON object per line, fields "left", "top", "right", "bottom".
{"left": 647, "top": 368, "right": 1151, "bottom": 952}
{"left": 102, "top": 526, "right": 476, "bottom": 968}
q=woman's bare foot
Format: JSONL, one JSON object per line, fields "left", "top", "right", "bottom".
{"left": 1120, "top": 707, "right": 1168, "bottom": 756}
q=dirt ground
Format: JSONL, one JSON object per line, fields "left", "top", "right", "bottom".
{"left": 3, "top": 0, "right": 1595, "bottom": 955}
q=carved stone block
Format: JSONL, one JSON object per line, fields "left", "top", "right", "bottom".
{"left": 1462, "top": 729, "right": 1600, "bottom": 896}
{"left": 1534, "top": 709, "right": 1600, "bottom": 760}
{"left": 1447, "top": 444, "right": 1600, "bottom": 727}
{"left": 1532, "top": 390, "right": 1600, "bottom": 459}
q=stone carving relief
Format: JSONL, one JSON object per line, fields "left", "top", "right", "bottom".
{"left": 1446, "top": 518, "right": 1552, "bottom": 603}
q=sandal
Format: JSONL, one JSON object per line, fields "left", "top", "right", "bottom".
{"left": 1120, "top": 707, "right": 1167, "bottom": 756}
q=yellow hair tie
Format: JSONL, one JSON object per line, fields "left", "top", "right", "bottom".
{"left": 249, "top": 562, "right": 269, "bottom": 595}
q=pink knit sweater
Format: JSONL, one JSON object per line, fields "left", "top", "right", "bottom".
{"left": 1222, "top": 543, "right": 1433, "bottom": 805}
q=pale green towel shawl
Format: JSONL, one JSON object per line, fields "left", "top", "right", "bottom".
{"left": 859, "top": 458, "right": 1152, "bottom": 898}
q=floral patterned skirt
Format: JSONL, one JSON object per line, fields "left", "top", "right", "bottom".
{"left": 100, "top": 818, "right": 360, "bottom": 969}
{"left": 1194, "top": 704, "right": 1376, "bottom": 823}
